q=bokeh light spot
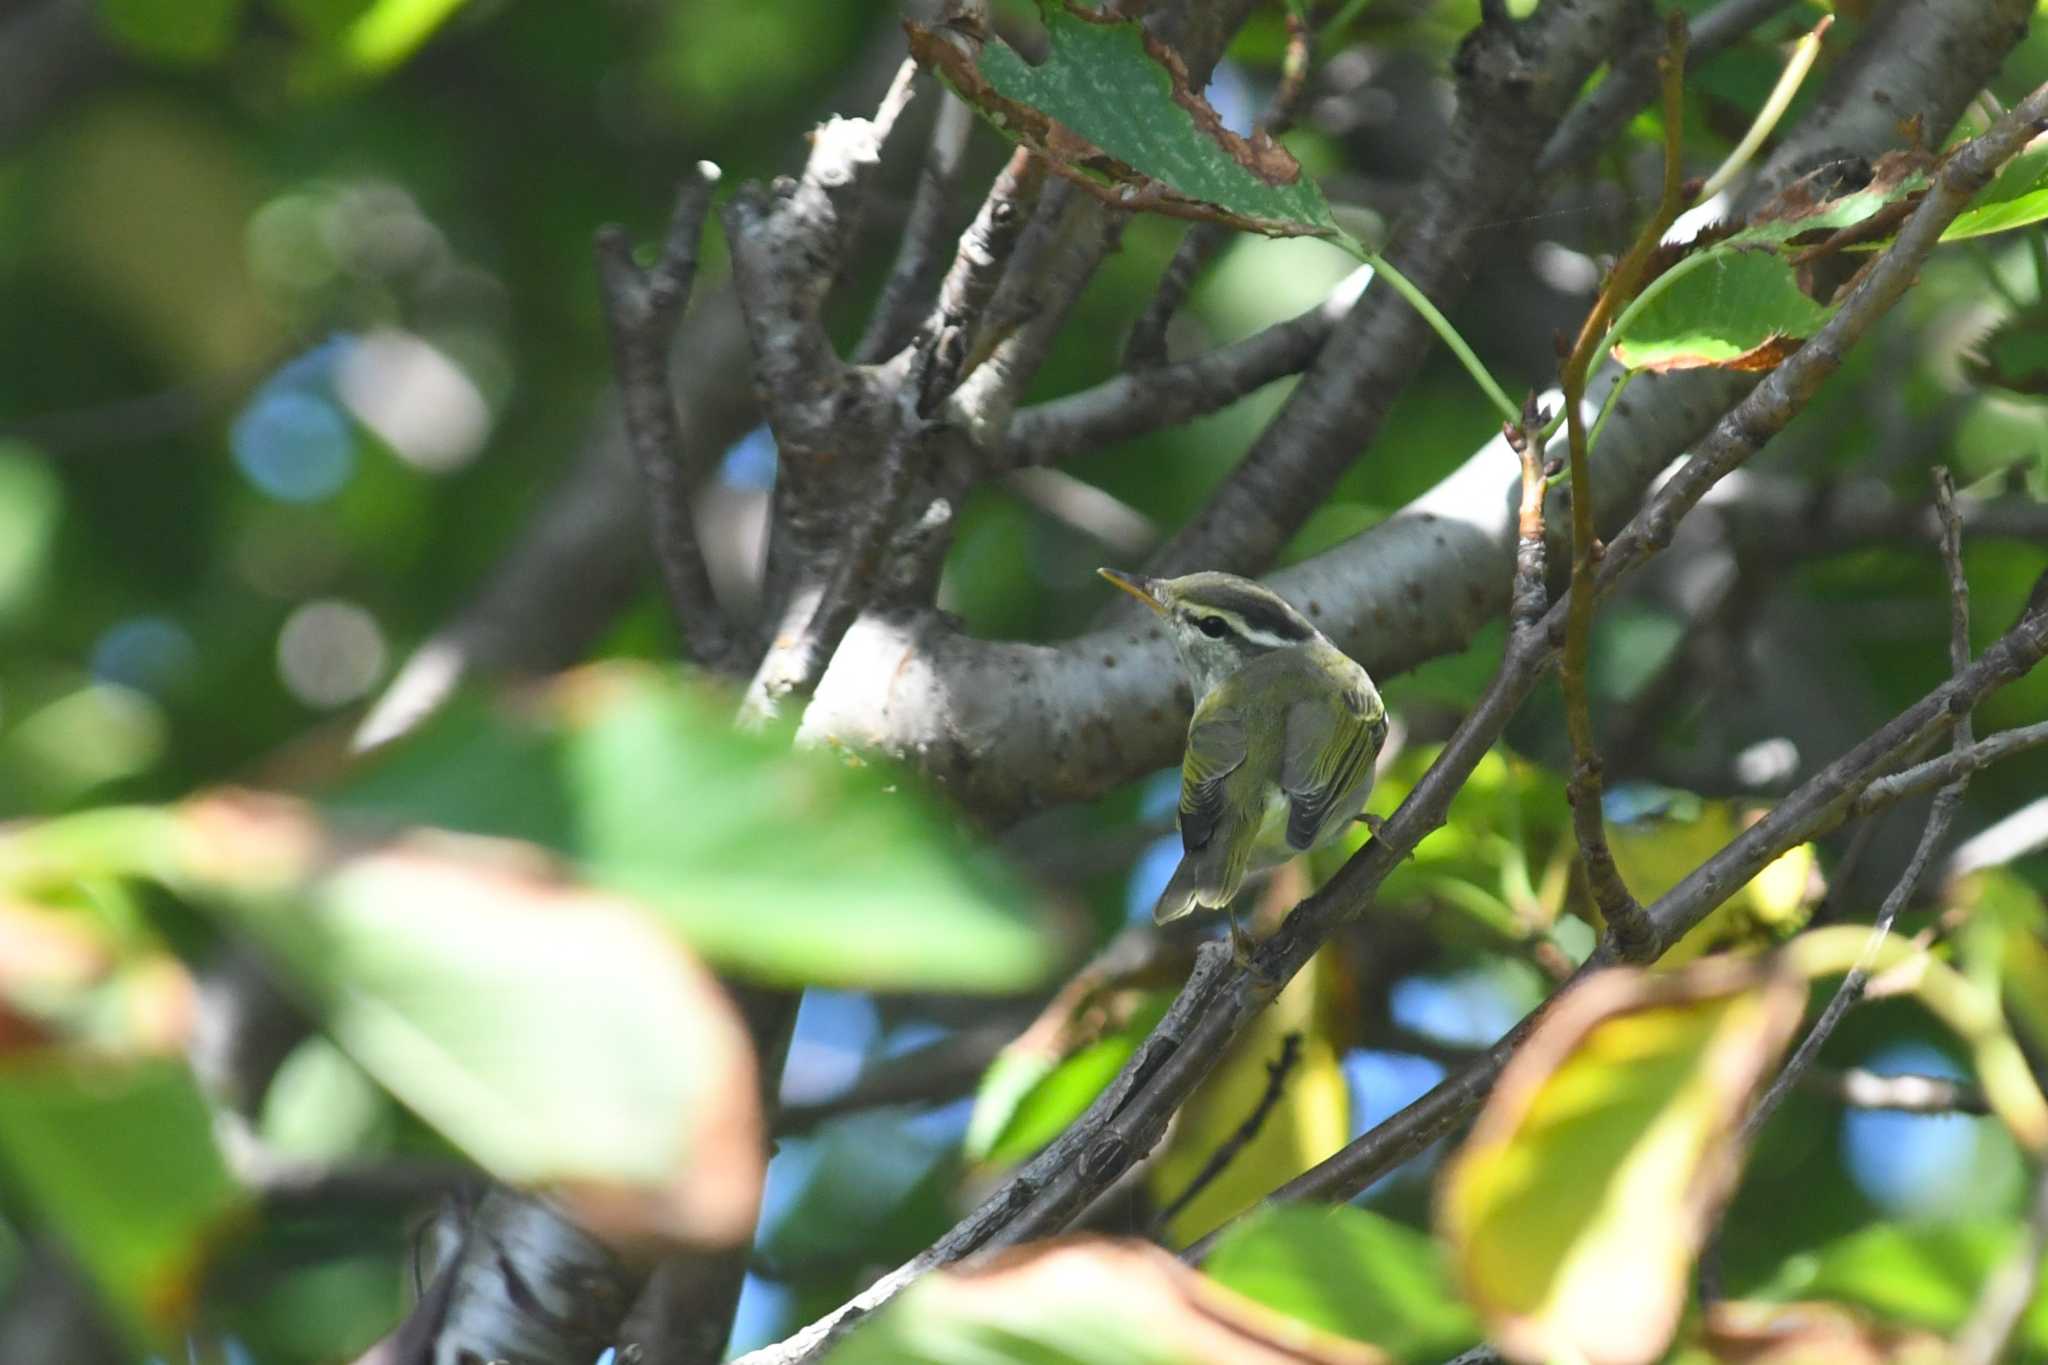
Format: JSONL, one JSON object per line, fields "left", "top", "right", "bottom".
{"left": 231, "top": 387, "right": 355, "bottom": 503}
{"left": 90, "top": 616, "right": 199, "bottom": 698}
{"left": 335, "top": 328, "right": 490, "bottom": 473}
{"left": 277, "top": 599, "right": 387, "bottom": 708}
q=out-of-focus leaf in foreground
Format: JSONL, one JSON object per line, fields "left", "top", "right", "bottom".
{"left": 1438, "top": 957, "right": 1805, "bottom": 1365}
{"left": 822, "top": 1237, "right": 1390, "bottom": 1365}
{"left": 1202, "top": 1204, "right": 1480, "bottom": 1362}
{"left": 0, "top": 1056, "right": 245, "bottom": 1347}
{"left": 1753, "top": 1220, "right": 2048, "bottom": 1353}
{"left": 330, "top": 664, "right": 1062, "bottom": 993}
{"left": 175, "top": 790, "right": 763, "bottom": 1254}
{"left": 906, "top": 0, "right": 1336, "bottom": 237}
{"left": 1674, "top": 1299, "right": 1948, "bottom": 1364}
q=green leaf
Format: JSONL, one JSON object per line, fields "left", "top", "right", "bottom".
{"left": 823, "top": 1238, "right": 1390, "bottom": 1365}
{"left": 329, "top": 666, "right": 1060, "bottom": 993}
{"left": 1204, "top": 1205, "right": 1480, "bottom": 1361}
{"left": 1438, "top": 958, "right": 1806, "bottom": 1365}
{"left": 0, "top": 443, "right": 62, "bottom": 627}
{"left": 0, "top": 1056, "right": 246, "bottom": 1346}
{"left": 98, "top": 0, "right": 247, "bottom": 63}
{"left": 1610, "top": 247, "right": 1836, "bottom": 372}
{"left": 178, "top": 791, "right": 764, "bottom": 1252}
{"left": 1943, "top": 142, "right": 2048, "bottom": 241}
{"left": 907, "top": 1, "right": 1335, "bottom": 237}
{"left": 290, "top": 0, "right": 472, "bottom": 80}
{"left": 966, "top": 992, "right": 1171, "bottom": 1164}
{"left": 1756, "top": 1220, "right": 2048, "bottom": 1350}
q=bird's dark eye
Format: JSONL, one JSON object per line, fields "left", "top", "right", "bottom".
{"left": 1197, "top": 615, "right": 1230, "bottom": 639}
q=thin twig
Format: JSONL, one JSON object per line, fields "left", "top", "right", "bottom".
{"left": 1538, "top": 0, "right": 1801, "bottom": 177}
{"left": 1004, "top": 266, "right": 1370, "bottom": 469}
{"left": 1558, "top": 13, "right": 1688, "bottom": 959}
{"left": 595, "top": 163, "right": 739, "bottom": 673}
{"left": 1151, "top": 1033, "right": 1304, "bottom": 1240}
{"left": 856, "top": 91, "right": 975, "bottom": 365}
{"left": 1740, "top": 468, "right": 1978, "bottom": 1144}
{"left": 1954, "top": 1164, "right": 2048, "bottom": 1365}
{"left": 1853, "top": 719, "right": 2048, "bottom": 817}
{"left": 1807, "top": 1066, "right": 1990, "bottom": 1116}
{"left": 912, "top": 146, "right": 1046, "bottom": 415}
{"left": 1122, "top": 11, "right": 1312, "bottom": 370}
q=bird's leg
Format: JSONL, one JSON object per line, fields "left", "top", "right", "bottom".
{"left": 1225, "top": 904, "right": 1277, "bottom": 986}
{"left": 1352, "top": 812, "right": 1387, "bottom": 838}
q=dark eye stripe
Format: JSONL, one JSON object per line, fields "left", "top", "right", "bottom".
{"left": 1205, "top": 587, "right": 1313, "bottom": 643}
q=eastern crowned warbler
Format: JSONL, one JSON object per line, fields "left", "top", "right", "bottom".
{"left": 1100, "top": 567, "right": 1387, "bottom": 956}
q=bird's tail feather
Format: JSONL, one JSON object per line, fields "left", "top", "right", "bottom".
{"left": 1152, "top": 857, "right": 1220, "bottom": 925}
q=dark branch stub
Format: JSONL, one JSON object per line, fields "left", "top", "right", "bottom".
{"left": 595, "top": 163, "right": 740, "bottom": 675}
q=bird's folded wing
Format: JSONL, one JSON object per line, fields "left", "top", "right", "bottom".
{"left": 1281, "top": 694, "right": 1384, "bottom": 851}
{"left": 1179, "top": 701, "right": 1247, "bottom": 854}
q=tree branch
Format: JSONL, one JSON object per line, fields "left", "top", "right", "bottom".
{"left": 1141, "top": 0, "right": 1640, "bottom": 579}
{"left": 1002, "top": 266, "right": 1370, "bottom": 469}
{"left": 1741, "top": 471, "right": 1979, "bottom": 1143}
{"left": 596, "top": 163, "right": 740, "bottom": 674}
{"left": 1151, "top": 1033, "right": 1304, "bottom": 1241}
{"left": 1122, "top": 9, "right": 1312, "bottom": 370}
{"left": 1557, "top": 14, "right": 1687, "bottom": 960}
{"left": 856, "top": 91, "right": 976, "bottom": 366}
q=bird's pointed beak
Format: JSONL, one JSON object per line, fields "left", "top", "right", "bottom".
{"left": 1097, "top": 566, "right": 1167, "bottom": 615}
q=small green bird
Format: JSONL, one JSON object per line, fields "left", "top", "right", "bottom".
{"left": 1100, "top": 567, "right": 1387, "bottom": 953}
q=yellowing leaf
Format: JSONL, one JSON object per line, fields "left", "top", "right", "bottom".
{"left": 823, "top": 1238, "right": 1390, "bottom": 1365}
{"left": 1149, "top": 938, "right": 1349, "bottom": 1246}
{"left": 1599, "top": 799, "right": 1818, "bottom": 966}
{"left": 1438, "top": 958, "right": 1805, "bottom": 1365}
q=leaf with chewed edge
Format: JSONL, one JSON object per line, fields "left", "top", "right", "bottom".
{"left": 1438, "top": 957, "right": 1806, "bottom": 1365}
{"left": 907, "top": 1, "right": 1336, "bottom": 238}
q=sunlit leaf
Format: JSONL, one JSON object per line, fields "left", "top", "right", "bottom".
{"left": 176, "top": 790, "right": 764, "bottom": 1253}
{"left": 1602, "top": 797, "right": 1819, "bottom": 965}
{"left": 1438, "top": 957, "right": 1806, "bottom": 1365}
{"left": 0, "top": 443, "right": 62, "bottom": 627}
{"left": 330, "top": 665, "right": 1062, "bottom": 993}
{"left": 966, "top": 991, "right": 1171, "bottom": 1165}
{"left": 1942, "top": 139, "right": 2048, "bottom": 241}
{"left": 287, "top": 0, "right": 473, "bottom": 84}
{"left": 0, "top": 1056, "right": 246, "bottom": 1346}
{"left": 1610, "top": 248, "right": 1835, "bottom": 372}
{"left": 822, "top": 1238, "right": 1390, "bottom": 1365}
{"left": 1203, "top": 1205, "right": 1480, "bottom": 1361}
{"left": 907, "top": 0, "right": 1336, "bottom": 237}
